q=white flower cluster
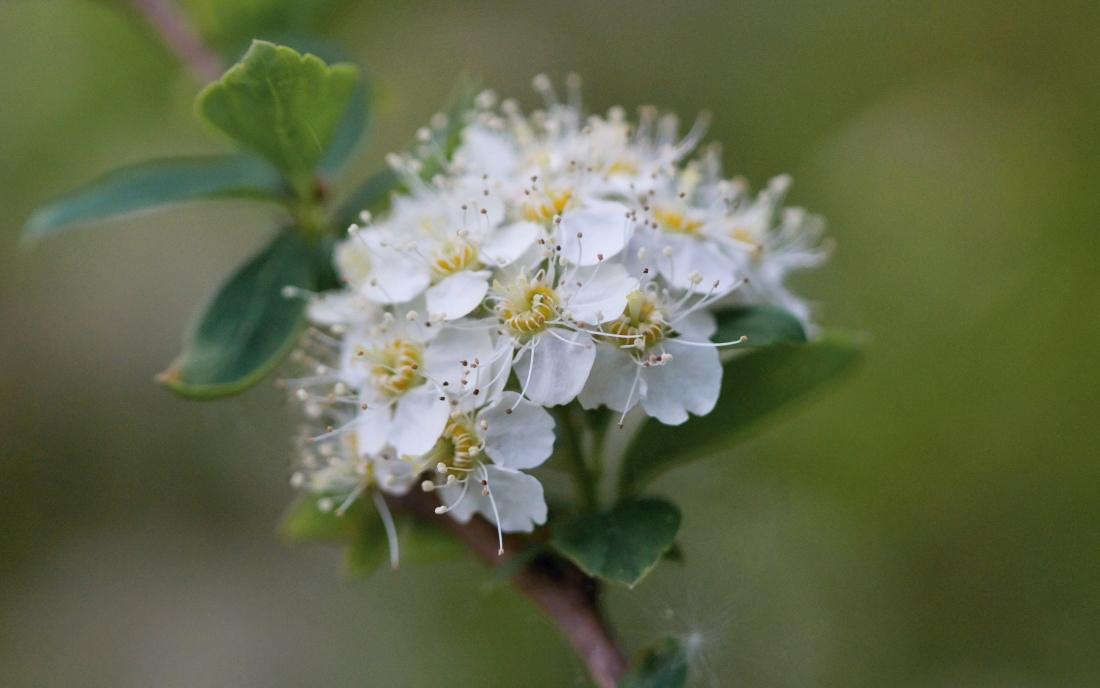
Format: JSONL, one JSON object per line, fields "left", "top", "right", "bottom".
{"left": 288, "top": 76, "right": 826, "bottom": 554}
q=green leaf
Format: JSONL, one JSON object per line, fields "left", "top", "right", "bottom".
{"left": 196, "top": 40, "right": 358, "bottom": 193}
{"left": 712, "top": 305, "right": 807, "bottom": 347}
{"left": 618, "top": 333, "right": 865, "bottom": 497}
{"left": 279, "top": 494, "right": 367, "bottom": 542}
{"left": 344, "top": 509, "right": 390, "bottom": 577}
{"left": 22, "top": 155, "right": 285, "bottom": 240}
{"left": 344, "top": 509, "right": 463, "bottom": 577}
{"left": 551, "top": 498, "right": 681, "bottom": 587}
{"left": 619, "top": 637, "right": 689, "bottom": 688}
{"left": 158, "top": 228, "right": 313, "bottom": 398}
{"left": 396, "top": 515, "right": 465, "bottom": 565}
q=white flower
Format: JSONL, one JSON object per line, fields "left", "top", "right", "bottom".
{"left": 284, "top": 75, "right": 830, "bottom": 556}
{"left": 420, "top": 392, "right": 557, "bottom": 545}
{"left": 579, "top": 283, "right": 744, "bottom": 426}
{"left": 489, "top": 254, "right": 637, "bottom": 406}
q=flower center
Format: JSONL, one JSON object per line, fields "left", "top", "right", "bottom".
{"left": 358, "top": 339, "right": 424, "bottom": 396}
{"left": 499, "top": 283, "right": 558, "bottom": 338}
{"left": 424, "top": 417, "right": 483, "bottom": 474}
{"left": 430, "top": 240, "right": 478, "bottom": 278}
{"left": 653, "top": 206, "right": 703, "bottom": 235}
{"left": 522, "top": 189, "right": 572, "bottom": 222}
{"left": 602, "top": 290, "right": 670, "bottom": 353}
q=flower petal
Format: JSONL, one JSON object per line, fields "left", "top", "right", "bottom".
{"left": 480, "top": 221, "right": 539, "bottom": 266}
{"left": 482, "top": 392, "right": 556, "bottom": 469}
{"left": 513, "top": 329, "right": 595, "bottom": 406}
{"left": 639, "top": 339, "right": 721, "bottom": 425}
{"left": 564, "top": 262, "right": 637, "bottom": 324}
{"left": 425, "top": 270, "right": 490, "bottom": 320}
{"left": 578, "top": 344, "right": 646, "bottom": 413}
{"left": 439, "top": 465, "right": 547, "bottom": 533}
{"left": 390, "top": 385, "right": 450, "bottom": 456}
{"left": 559, "top": 199, "right": 633, "bottom": 265}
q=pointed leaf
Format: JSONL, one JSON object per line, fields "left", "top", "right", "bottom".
{"left": 22, "top": 155, "right": 285, "bottom": 240}
{"left": 158, "top": 228, "right": 312, "bottom": 398}
{"left": 196, "top": 40, "right": 358, "bottom": 192}
{"left": 712, "top": 305, "right": 807, "bottom": 347}
{"left": 618, "top": 333, "right": 865, "bottom": 497}
{"left": 619, "top": 637, "right": 689, "bottom": 688}
{"left": 551, "top": 498, "right": 680, "bottom": 587}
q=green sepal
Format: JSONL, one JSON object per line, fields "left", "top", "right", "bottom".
{"left": 712, "top": 305, "right": 807, "bottom": 347}
{"left": 22, "top": 155, "right": 285, "bottom": 240}
{"left": 618, "top": 637, "right": 689, "bottom": 688}
{"left": 279, "top": 493, "right": 368, "bottom": 542}
{"left": 195, "top": 40, "right": 358, "bottom": 195}
{"left": 158, "top": 228, "right": 313, "bottom": 399}
{"left": 618, "top": 332, "right": 865, "bottom": 497}
{"left": 551, "top": 498, "right": 681, "bottom": 587}
{"left": 344, "top": 510, "right": 465, "bottom": 577}
{"left": 344, "top": 508, "right": 391, "bottom": 577}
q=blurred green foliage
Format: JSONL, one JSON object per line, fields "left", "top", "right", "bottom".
{"left": 1, "top": 1, "right": 1098, "bottom": 687}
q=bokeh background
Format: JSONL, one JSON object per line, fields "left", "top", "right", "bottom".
{"left": 2, "top": 1, "right": 1098, "bottom": 686}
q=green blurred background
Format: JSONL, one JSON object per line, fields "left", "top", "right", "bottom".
{"left": 2, "top": 1, "right": 1098, "bottom": 686}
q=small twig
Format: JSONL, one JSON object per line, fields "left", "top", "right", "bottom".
{"left": 390, "top": 490, "right": 629, "bottom": 688}
{"left": 114, "top": 0, "right": 223, "bottom": 83}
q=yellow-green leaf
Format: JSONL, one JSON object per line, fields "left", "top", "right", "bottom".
{"left": 196, "top": 40, "right": 358, "bottom": 194}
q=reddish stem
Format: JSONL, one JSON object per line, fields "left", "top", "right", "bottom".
{"left": 391, "top": 491, "right": 629, "bottom": 688}
{"left": 115, "top": 0, "right": 223, "bottom": 82}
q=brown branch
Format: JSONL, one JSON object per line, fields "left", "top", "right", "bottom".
{"left": 114, "top": 0, "right": 224, "bottom": 83}
{"left": 390, "top": 491, "right": 629, "bottom": 688}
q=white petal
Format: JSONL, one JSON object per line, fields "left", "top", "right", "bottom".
{"left": 457, "top": 126, "right": 518, "bottom": 177}
{"left": 337, "top": 234, "right": 430, "bottom": 304}
{"left": 662, "top": 235, "right": 739, "bottom": 293}
{"left": 559, "top": 199, "right": 633, "bottom": 265}
{"left": 422, "top": 325, "right": 495, "bottom": 388}
{"left": 640, "top": 339, "right": 722, "bottom": 425}
{"left": 578, "top": 344, "right": 646, "bottom": 413}
{"left": 439, "top": 465, "right": 547, "bottom": 533}
{"left": 374, "top": 456, "right": 419, "bottom": 495}
{"left": 306, "top": 291, "right": 377, "bottom": 326}
{"left": 482, "top": 392, "right": 556, "bottom": 470}
{"left": 564, "top": 262, "right": 637, "bottom": 324}
{"left": 480, "top": 221, "right": 539, "bottom": 266}
{"left": 354, "top": 407, "right": 391, "bottom": 455}
{"left": 482, "top": 465, "right": 547, "bottom": 532}
{"left": 425, "top": 271, "right": 490, "bottom": 320}
{"left": 674, "top": 307, "right": 717, "bottom": 341}
{"left": 390, "top": 385, "right": 450, "bottom": 456}
{"left": 514, "top": 329, "right": 595, "bottom": 406}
